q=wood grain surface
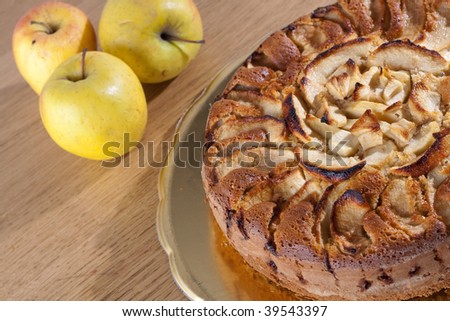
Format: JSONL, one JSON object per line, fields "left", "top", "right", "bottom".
{"left": 0, "top": 0, "right": 332, "bottom": 300}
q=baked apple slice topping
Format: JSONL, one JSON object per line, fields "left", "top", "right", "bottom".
{"left": 331, "top": 189, "right": 372, "bottom": 254}
{"left": 391, "top": 128, "right": 450, "bottom": 177}
{"left": 350, "top": 110, "right": 383, "bottom": 151}
{"left": 366, "top": 40, "right": 448, "bottom": 73}
{"left": 434, "top": 178, "right": 450, "bottom": 226}
{"left": 204, "top": 29, "right": 450, "bottom": 262}
{"left": 407, "top": 81, "right": 442, "bottom": 125}
{"left": 296, "top": 148, "right": 366, "bottom": 183}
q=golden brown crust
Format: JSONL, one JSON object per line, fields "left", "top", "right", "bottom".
{"left": 275, "top": 200, "right": 322, "bottom": 261}
{"left": 384, "top": 0, "right": 404, "bottom": 39}
{"left": 223, "top": 66, "right": 277, "bottom": 95}
{"left": 206, "top": 99, "right": 263, "bottom": 135}
{"left": 288, "top": 7, "right": 357, "bottom": 56}
{"left": 338, "top": 0, "right": 375, "bottom": 35}
{"left": 202, "top": 0, "right": 450, "bottom": 300}
{"left": 252, "top": 31, "right": 301, "bottom": 71}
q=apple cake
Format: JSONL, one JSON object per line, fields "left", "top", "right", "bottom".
{"left": 202, "top": 0, "right": 450, "bottom": 300}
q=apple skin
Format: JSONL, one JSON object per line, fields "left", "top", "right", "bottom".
{"left": 40, "top": 51, "right": 148, "bottom": 160}
{"left": 98, "top": 0, "right": 204, "bottom": 83}
{"left": 13, "top": 1, "right": 96, "bottom": 94}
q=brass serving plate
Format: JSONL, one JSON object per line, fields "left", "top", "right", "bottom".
{"left": 156, "top": 58, "right": 449, "bottom": 302}
{"left": 156, "top": 60, "right": 238, "bottom": 301}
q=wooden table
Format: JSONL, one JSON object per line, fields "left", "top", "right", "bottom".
{"left": 0, "top": 0, "right": 332, "bottom": 300}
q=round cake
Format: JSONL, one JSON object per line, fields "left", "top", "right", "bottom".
{"left": 202, "top": 0, "right": 450, "bottom": 300}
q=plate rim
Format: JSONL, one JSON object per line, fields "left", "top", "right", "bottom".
{"left": 156, "top": 57, "right": 247, "bottom": 301}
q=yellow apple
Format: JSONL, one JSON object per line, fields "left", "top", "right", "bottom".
{"left": 98, "top": 0, "right": 204, "bottom": 83}
{"left": 13, "top": 1, "right": 96, "bottom": 94}
{"left": 40, "top": 51, "right": 148, "bottom": 160}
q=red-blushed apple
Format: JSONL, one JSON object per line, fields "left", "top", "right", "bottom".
{"left": 13, "top": 1, "right": 96, "bottom": 94}
{"left": 98, "top": 0, "right": 204, "bottom": 83}
{"left": 40, "top": 51, "right": 148, "bottom": 160}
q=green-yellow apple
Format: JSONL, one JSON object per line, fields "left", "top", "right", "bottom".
{"left": 13, "top": 1, "right": 96, "bottom": 94}
{"left": 98, "top": 0, "right": 204, "bottom": 83}
{"left": 40, "top": 51, "right": 148, "bottom": 160}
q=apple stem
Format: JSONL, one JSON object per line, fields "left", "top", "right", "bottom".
{"left": 81, "top": 48, "right": 87, "bottom": 80}
{"left": 161, "top": 33, "right": 205, "bottom": 44}
{"left": 30, "top": 20, "right": 56, "bottom": 34}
